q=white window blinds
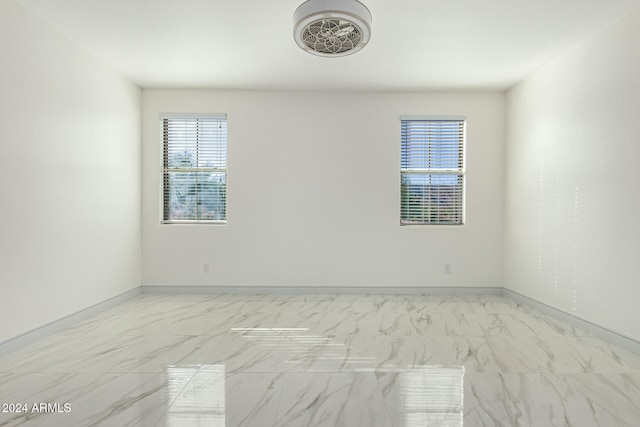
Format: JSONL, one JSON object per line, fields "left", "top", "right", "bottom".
{"left": 162, "top": 114, "right": 227, "bottom": 223}
{"left": 401, "top": 117, "right": 465, "bottom": 225}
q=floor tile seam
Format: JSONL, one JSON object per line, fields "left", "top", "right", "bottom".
{"left": 515, "top": 333, "right": 585, "bottom": 338}
{"left": 545, "top": 370, "right": 633, "bottom": 426}
{"left": 532, "top": 365, "right": 640, "bottom": 375}
{"left": 55, "top": 333, "right": 218, "bottom": 339}
{"left": 5, "top": 369, "right": 118, "bottom": 375}
{"left": 55, "top": 333, "right": 155, "bottom": 338}
{"left": 100, "top": 347, "right": 220, "bottom": 375}
{"left": 106, "top": 369, "right": 169, "bottom": 375}
{"left": 6, "top": 371, "right": 121, "bottom": 401}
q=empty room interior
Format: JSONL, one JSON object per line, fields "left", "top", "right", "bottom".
{"left": 1, "top": 0, "right": 640, "bottom": 425}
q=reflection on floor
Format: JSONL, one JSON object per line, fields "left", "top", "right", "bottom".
{"left": 1, "top": 293, "right": 639, "bottom": 426}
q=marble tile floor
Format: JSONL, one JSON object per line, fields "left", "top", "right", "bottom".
{"left": 1, "top": 293, "right": 639, "bottom": 426}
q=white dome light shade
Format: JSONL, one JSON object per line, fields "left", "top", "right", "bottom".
{"left": 293, "top": 0, "right": 372, "bottom": 57}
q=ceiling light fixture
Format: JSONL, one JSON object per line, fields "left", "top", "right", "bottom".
{"left": 293, "top": 0, "right": 372, "bottom": 57}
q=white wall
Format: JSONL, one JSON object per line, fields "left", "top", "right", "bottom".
{"left": 0, "top": 0, "right": 141, "bottom": 343}
{"left": 504, "top": 7, "right": 640, "bottom": 341}
{"left": 142, "top": 90, "right": 504, "bottom": 288}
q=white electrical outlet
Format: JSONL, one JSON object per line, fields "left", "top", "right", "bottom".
{"left": 203, "top": 263, "right": 210, "bottom": 274}
{"left": 444, "top": 264, "right": 452, "bottom": 274}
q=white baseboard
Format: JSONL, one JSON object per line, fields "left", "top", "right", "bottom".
{"left": 141, "top": 284, "right": 504, "bottom": 296}
{"left": 3, "top": 285, "right": 638, "bottom": 358}
{"left": 502, "top": 289, "right": 640, "bottom": 355}
{"left": 144, "top": 285, "right": 640, "bottom": 354}
{"left": 0, "top": 287, "right": 141, "bottom": 356}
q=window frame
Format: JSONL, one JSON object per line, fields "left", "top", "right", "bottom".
{"left": 160, "top": 113, "right": 228, "bottom": 225}
{"left": 400, "top": 115, "right": 466, "bottom": 226}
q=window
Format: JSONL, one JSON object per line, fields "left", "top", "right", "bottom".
{"left": 162, "top": 114, "right": 227, "bottom": 223}
{"left": 400, "top": 117, "right": 465, "bottom": 225}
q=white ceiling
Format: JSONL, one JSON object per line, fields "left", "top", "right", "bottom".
{"left": 19, "top": 0, "right": 640, "bottom": 91}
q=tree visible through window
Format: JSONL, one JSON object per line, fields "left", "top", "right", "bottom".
{"left": 401, "top": 117, "right": 465, "bottom": 225}
{"left": 162, "top": 114, "right": 227, "bottom": 223}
